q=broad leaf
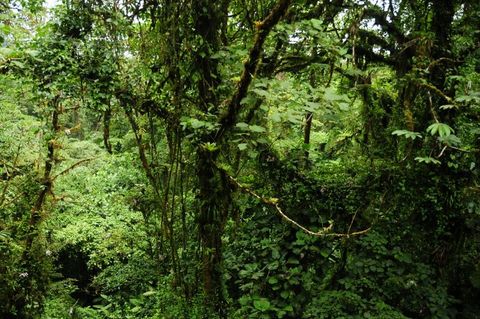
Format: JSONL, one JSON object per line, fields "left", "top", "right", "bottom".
{"left": 253, "top": 298, "right": 271, "bottom": 311}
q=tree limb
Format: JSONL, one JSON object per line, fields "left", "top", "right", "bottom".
{"left": 223, "top": 169, "right": 371, "bottom": 238}
{"left": 215, "top": 0, "right": 292, "bottom": 141}
{"left": 362, "top": 6, "right": 406, "bottom": 43}
{"left": 51, "top": 157, "right": 97, "bottom": 181}
{"left": 418, "top": 82, "right": 454, "bottom": 103}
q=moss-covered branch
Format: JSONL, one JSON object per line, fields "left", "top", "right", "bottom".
{"left": 215, "top": 0, "right": 292, "bottom": 141}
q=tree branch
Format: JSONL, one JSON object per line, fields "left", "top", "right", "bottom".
{"left": 362, "top": 6, "right": 406, "bottom": 43}
{"left": 418, "top": 82, "right": 454, "bottom": 103}
{"left": 215, "top": 0, "right": 292, "bottom": 141}
{"left": 223, "top": 169, "right": 371, "bottom": 238}
{"left": 51, "top": 157, "right": 96, "bottom": 181}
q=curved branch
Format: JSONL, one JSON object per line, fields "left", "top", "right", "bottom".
{"left": 418, "top": 82, "right": 454, "bottom": 103}
{"left": 362, "top": 6, "right": 406, "bottom": 43}
{"left": 351, "top": 46, "right": 394, "bottom": 65}
{"left": 51, "top": 157, "right": 97, "bottom": 181}
{"left": 224, "top": 170, "right": 371, "bottom": 238}
{"left": 357, "top": 29, "right": 395, "bottom": 51}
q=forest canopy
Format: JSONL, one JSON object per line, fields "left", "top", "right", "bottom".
{"left": 1, "top": 0, "right": 479, "bottom": 318}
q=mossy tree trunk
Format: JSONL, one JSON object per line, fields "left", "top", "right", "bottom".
{"left": 192, "top": 0, "right": 229, "bottom": 311}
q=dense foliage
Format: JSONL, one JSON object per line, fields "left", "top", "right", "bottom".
{"left": 1, "top": 0, "right": 479, "bottom": 318}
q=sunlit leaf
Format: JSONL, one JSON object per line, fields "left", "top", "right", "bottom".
{"left": 427, "top": 123, "right": 454, "bottom": 137}
{"left": 415, "top": 157, "right": 441, "bottom": 165}
{"left": 392, "top": 130, "right": 422, "bottom": 140}
{"left": 253, "top": 298, "right": 271, "bottom": 311}
{"left": 238, "top": 143, "right": 247, "bottom": 151}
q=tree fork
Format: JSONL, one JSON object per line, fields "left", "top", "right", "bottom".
{"left": 216, "top": 0, "right": 292, "bottom": 141}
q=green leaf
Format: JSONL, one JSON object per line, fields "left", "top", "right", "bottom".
{"left": 190, "top": 118, "right": 205, "bottom": 129}
{"left": 210, "top": 51, "right": 225, "bottom": 59}
{"left": 320, "top": 248, "right": 330, "bottom": 258}
{"left": 271, "top": 248, "right": 280, "bottom": 259}
{"left": 427, "top": 123, "right": 454, "bottom": 137}
{"left": 305, "top": 101, "right": 320, "bottom": 111}
{"left": 236, "top": 122, "right": 249, "bottom": 130}
{"left": 323, "top": 87, "right": 344, "bottom": 102}
{"left": 310, "top": 19, "right": 323, "bottom": 30}
{"left": 238, "top": 143, "right": 248, "bottom": 151}
{"left": 415, "top": 157, "right": 441, "bottom": 165}
{"left": 239, "top": 296, "right": 250, "bottom": 306}
{"left": 283, "top": 305, "right": 294, "bottom": 312}
{"left": 202, "top": 142, "right": 218, "bottom": 152}
{"left": 0, "top": 47, "right": 14, "bottom": 58}
{"left": 253, "top": 298, "right": 271, "bottom": 311}
{"left": 270, "top": 111, "right": 281, "bottom": 122}
{"left": 338, "top": 102, "right": 349, "bottom": 111}
{"left": 252, "top": 88, "right": 270, "bottom": 98}
{"left": 268, "top": 276, "right": 278, "bottom": 284}
{"left": 455, "top": 93, "right": 480, "bottom": 103}
{"left": 142, "top": 290, "right": 156, "bottom": 296}
{"left": 438, "top": 134, "right": 461, "bottom": 146}
{"left": 249, "top": 125, "right": 266, "bottom": 133}
{"left": 256, "top": 137, "right": 268, "bottom": 144}
{"left": 11, "top": 60, "right": 25, "bottom": 68}
{"left": 286, "top": 110, "right": 302, "bottom": 124}
{"left": 240, "top": 95, "right": 257, "bottom": 106}
{"left": 25, "top": 49, "right": 39, "bottom": 57}
{"left": 392, "top": 130, "right": 422, "bottom": 140}
{"left": 439, "top": 104, "right": 456, "bottom": 110}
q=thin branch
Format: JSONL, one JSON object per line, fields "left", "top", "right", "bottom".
{"left": 0, "top": 191, "right": 25, "bottom": 209}
{"left": 467, "top": 187, "right": 480, "bottom": 193}
{"left": 51, "top": 157, "right": 97, "bottom": 181}
{"left": 447, "top": 145, "right": 480, "bottom": 153}
{"left": 427, "top": 57, "right": 457, "bottom": 71}
{"left": 437, "top": 145, "right": 447, "bottom": 158}
{"left": 428, "top": 91, "right": 439, "bottom": 123}
{"left": 224, "top": 171, "right": 371, "bottom": 238}
{"left": 419, "top": 82, "right": 454, "bottom": 103}
{"left": 347, "top": 208, "right": 360, "bottom": 235}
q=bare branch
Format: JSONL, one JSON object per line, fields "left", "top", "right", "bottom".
{"left": 51, "top": 157, "right": 97, "bottom": 181}
{"left": 224, "top": 170, "right": 371, "bottom": 238}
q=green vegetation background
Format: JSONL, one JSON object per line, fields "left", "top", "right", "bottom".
{"left": 0, "top": 0, "right": 479, "bottom": 318}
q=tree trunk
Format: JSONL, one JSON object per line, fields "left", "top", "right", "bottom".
{"left": 196, "top": 147, "right": 229, "bottom": 312}
{"left": 17, "top": 97, "right": 61, "bottom": 318}
{"left": 192, "top": 0, "right": 227, "bottom": 310}
{"left": 103, "top": 106, "right": 113, "bottom": 154}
